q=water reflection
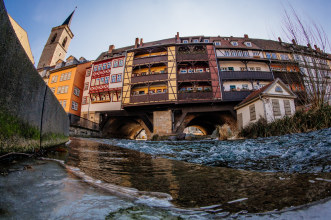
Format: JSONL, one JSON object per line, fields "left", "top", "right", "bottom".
{"left": 64, "top": 138, "right": 331, "bottom": 213}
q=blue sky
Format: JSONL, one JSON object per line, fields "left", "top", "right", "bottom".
{"left": 4, "top": 0, "right": 331, "bottom": 67}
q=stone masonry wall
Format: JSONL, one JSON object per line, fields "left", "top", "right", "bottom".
{"left": 0, "top": 0, "right": 69, "bottom": 153}
{"left": 153, "top": 110, "right": 173, "bottom": 135}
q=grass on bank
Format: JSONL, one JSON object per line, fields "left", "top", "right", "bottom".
{"left": 239, "top": 105, "right": 331, "bottom": 139}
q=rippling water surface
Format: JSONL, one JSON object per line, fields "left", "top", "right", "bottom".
{"left": 1, "top": 129, "right": 331, "bottom": 219}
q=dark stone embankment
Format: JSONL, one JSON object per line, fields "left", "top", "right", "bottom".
{"left": 0, "top": 0, "right": 69, "bottom": 154}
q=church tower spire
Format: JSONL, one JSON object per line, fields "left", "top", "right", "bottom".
{"left": 37, "top": 9, "right": 76, "bottom": 69}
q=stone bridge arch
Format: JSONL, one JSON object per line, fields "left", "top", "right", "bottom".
{"left": 102, "top": 116, "right": 152, "bottom": 139}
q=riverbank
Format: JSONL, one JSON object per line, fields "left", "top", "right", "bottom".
{"left": 240, "top": 105, "right": 331, "bottom": 139}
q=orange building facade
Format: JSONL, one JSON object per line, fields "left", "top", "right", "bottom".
{"left": 47, "top": 56, "right": 91, "bottom": 116}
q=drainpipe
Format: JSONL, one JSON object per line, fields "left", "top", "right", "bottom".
{"left": 259, "top": 94, "right": 267, "bottom": 121}
{"left": 213, "top": 44, "right": 223, "bottom": 98}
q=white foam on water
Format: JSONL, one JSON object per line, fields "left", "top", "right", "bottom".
{"left": 227, "top": 198, "right": 248, "bottom": 204}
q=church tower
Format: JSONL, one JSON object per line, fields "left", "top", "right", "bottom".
{"left": 37, "top": 10, "right": 75, "bottom": 69}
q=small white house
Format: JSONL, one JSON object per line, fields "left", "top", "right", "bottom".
{"left": 234, "top": 78, "right": 297, "bottom": 129}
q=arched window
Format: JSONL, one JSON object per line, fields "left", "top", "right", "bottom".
{"left": 50, "top": 33, "right": 57, "bottom": 43}
{"left": 62, "top": 37, "right": 67, "bottom": 47}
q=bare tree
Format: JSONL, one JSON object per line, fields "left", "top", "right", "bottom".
{"left": 282, "top": 5, "right": 331, "bottom": 109}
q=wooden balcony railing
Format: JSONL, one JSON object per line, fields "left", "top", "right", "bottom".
{"left": 131, "top": 73, "right": 168, "bottom": 84}
{"left": 133, "top": 55, "right": 168, "bottom": 66}
{"left": 222, "top": 91, "right": 252, "bottom": 101}
{"left": 177, "top": 72, "right": 211, "bottom": 81}
{"left": 176, "top": 53, "right": 208, "bottom": 61}
{"left": 130, "top": 93, "right": 168, "bottom": 103}
{"left": 220, "top": 71, "right": 274, "bottom": 81}
{"left": 178, "top": 92, "right": 213, "bottom": 101}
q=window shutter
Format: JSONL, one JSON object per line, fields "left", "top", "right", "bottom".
{"left": 283, "top": 100, "right": 291, "bottom": 116}
{"left": 249, "top": 104, "right": 256, "bottom": 121}
{"left": 272, "top": 99, "right": 281, "bottom": 116}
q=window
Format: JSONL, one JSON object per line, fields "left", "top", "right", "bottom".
{"left": 249, "top": 104, "right": 256, "bottom": 121}
{"left": 271, "top": 53, "right": 277, "bottom": 59}
{"left": 280, "top": 54, "right": 289, "bottom": 60}
{"left": 231, "top": 41, "right": 238, "bottom": 46}
{"left": 284, "top": 100, "right": 291, "bottom": 116}
{"left": 275, "top": 86, "right": 283, "bottom": 93}
{"left": 240, "top": 67, "right": 247, "bottom": 71}
{"left": 249, "top": 67, "right": 255, "bottom": 71}
{"left": 119, "top": 60, "right": 124, "bottom": 66}
{"left": 60, "top": 74, "right": 64, "bottom": 82}
{"left": 139, "top": 90, "right": 145, "bottom": 95}
{"left": 243, "top": 51, "right": 249, "bottom": 57}
{"left": 62, "top": 37, "right": 67, "bottom": 47}
{"left": 107, "top": 62, "right": 112, "bottom": 69}
{"left": 272, "top": 99, "right": 281, "bottom": 116}
{"left": 180, "top": 69, "right": 187, "bottom": 73}
{"left": 84, "top": 83, "right": 89, "bottom": 91}
{"left": 111, "top": 75, "right": 116, "bottom": 83}
{"left": 51, "top": 87, "right": 55, "bottom": 93}
{"left": 224, "top": 51, "right": 230, "bottom": 56}
{"left": 95, "top": 78, "right": 99, "bottom": 86}
{"left": 101, "top": 77, "right": 105, "bottom": 84}
{"left": 228, "top": 67, "right": 234, "bottom": 71}
{"left": 61, "top": 86, "right": 65, "bottom": 94}
{"left": 63, "top": 100, "right": 66, "bottom": 108}
{"left": 51, "top": 75, "right": 58, "bottom": 83}
{"left": 103, "top": 63, "right": 107, "bottom": 69}
{"left": 117, "top": 74, "right": 122, "bottom": 82}
{"left": 113, "top": 60, "right": 118, "bottom": 67}
{"left": 157, "top": 89, "right": 162, "bottom": 93}
{"left": 149, "top": 89, "right": 155, "bottom": 94}
{"left": 74, "top": 87, "right": 80, "bottom": 97}
{"left": 71, "top": 101, "right": 78, "bottom": 111}
{"left": 67, "top": 72, "right": 71, "bottom": 80}
{"left": 220, "top": 67, "right": 227, "bottom": 71}
{"left": 93, "top": 66, "right": 98, "bottom": 71}
{"left": 163, "top": 89, "right": 167, "bottom": 93}
{"left": 204, "top": 39, "right": 209, "bottom": 43}
{"left": 266, "top": 53, "right": 272, "bottom": 59}
{"left": 253, "top": 51, "right": 260, "bottom": 56}
{"left": 230, "top": 85, "right": 236, "bottom": 91}
{"left": 214, "top": 41, "right": 221, "bottom": 46}
{"left": 256, "top": 67, "right": 261, "bottom": 71}
{"left": 195, "top": 68, "right": 203, "bottom": 73}
{"left": 82, "top": 96, "right": 88, "bottom": 104}
{"left": 193, "top": 39, "right": 199, "bottom": 43}
{"left": 57, "top": 87, "right": 61, "bottom": 94}
{"left": 242, "top": 84, "right": 249, "bottom": 90}
{"left": 231, "top": 51, "right": 237, "bottom": 56}
{"left": 86, "top": 69, "right": 91, "bottom": 77}
{"left": 183, "top": 40, "right": 188, "bottom": 43}
{"left": 91, "top": 79, "right": 95, "bottom": 86}
{"left": 245, "top": 42, "right": 252, "bottom": 47}
{"left": 237, "top": 51, "right": 243, "bottom": 56}
{"left": 50, "top": 33, "right": 57, "bottom": 44}
{"left": 105, "top": 76, "right": 109, "bottom": 84}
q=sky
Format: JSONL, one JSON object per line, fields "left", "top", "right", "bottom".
{"left": 4, "top": 0, "right": 331, "bottom": 67}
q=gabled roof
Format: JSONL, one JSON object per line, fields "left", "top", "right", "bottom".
{"left": 235, "top": 78, "right": 296, "bottom": 109}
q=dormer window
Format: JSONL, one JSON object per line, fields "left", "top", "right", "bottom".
{"left": 193, "top": 39, "right": 199, "bottom": 43}
{"left": 245, "top": 42, "right": 252, "bottom": 47}
{"left": 204, "top": 39, "right": 209, "bottom": 43}
{"left": 224, "top": 37, "right": 229, "bottom": 41}
{"left": 214, "top": 41, "right": 221, "bottom": 46}
{"left": 93, "top": 65, "right": 98, "bottom": 72}
{"left": 231, "top": 41, "right": 238, "bottom": 46}
{"left": 275, "top": 86, "right": 283, "bottom": 93}
{"left": 183, "top": 40, "right": 189, "bottom": 43}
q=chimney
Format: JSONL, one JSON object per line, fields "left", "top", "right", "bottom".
{"left": 278, "top": 37, "right": 282, "bottom": 43}
{"left": 291, "top": 39, "right": 296, "bottom": 45}
{"left": 140, "top": 38, "right": 144, "bottom": 47}
{"left": 244, "top": 34, "right": 248, "bottom": 39}
{"left": 314, "top": 45, "right": 318, "bottom": 50}
{"left": 307, "top": 43, "right": 311, "bottom": 49}
{"left": 108, "top": 45, "right": 115, "bottom": 54}
{"left": 176, "top": 32, "right": 180, "bottom": 43}
{"left": 135, "top": 37, "right": 139, "bottom": 48}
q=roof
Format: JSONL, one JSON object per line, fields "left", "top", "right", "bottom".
{"left": 62, "top": 9, "right": 75, "bottom": 27}
{"left": 250, "top": 39, "right": 290, "bottom": 52}
{"left": 235, "top": 78, "right": 296, "bottom": 109}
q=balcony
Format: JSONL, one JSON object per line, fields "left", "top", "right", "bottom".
{"left": 177, "top": 53, "right": 208, "bottom": 61}
{"left": 130, "top": 93, "right": 168, "bottom": 103}
{"left": 131, "top": 73, "right": 168, "bottom": 84}
{"left": 178, "top": 92, "right": 213, "bottom": 101}
{"left": 222, "top": 91, "right": 252, "bottom": 101}
{"left": 177, "top": 72, "right": 211, "bottom": 81}
{"left": 273, "top": 72, "right": 303, "bottom": 83}
{"left": 133, "top": 55, "right": 168, "bottom": 66}
{"left": 220, "top": 71, "right": 274, "bottom": 81}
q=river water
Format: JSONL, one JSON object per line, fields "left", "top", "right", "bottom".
{"left": 1, "top": 128, "right": 331, "bottom": 219}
